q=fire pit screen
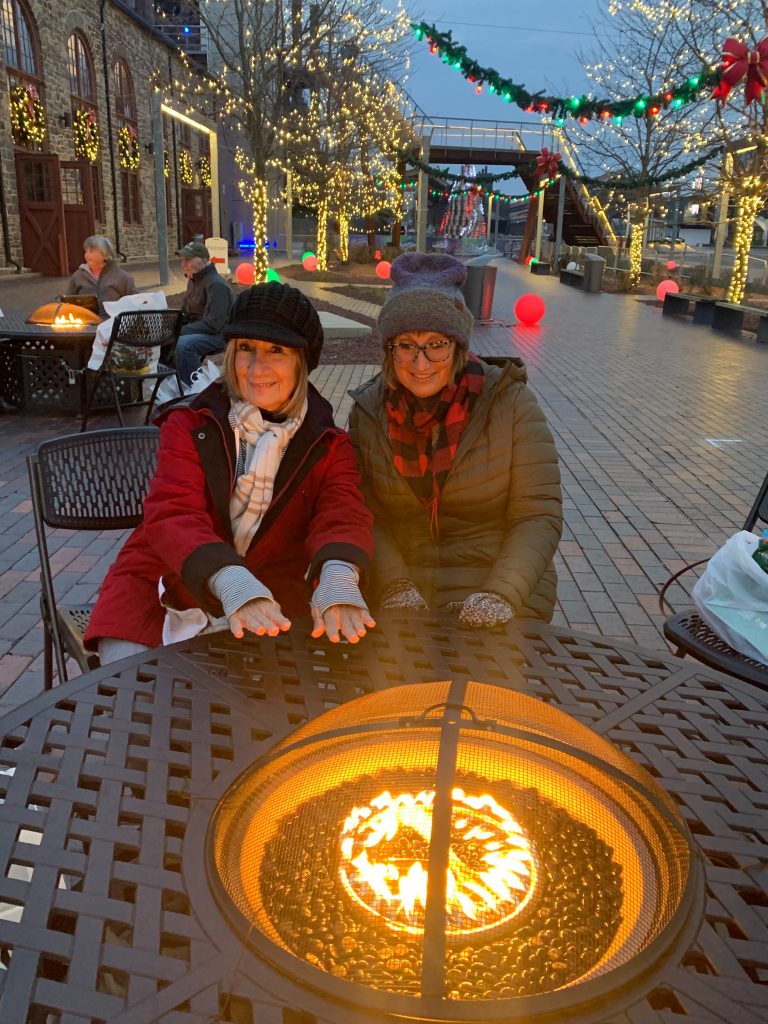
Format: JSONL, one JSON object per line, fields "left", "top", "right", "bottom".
{"left": 208, "top": 682, "right": 701, "bottom": 1021}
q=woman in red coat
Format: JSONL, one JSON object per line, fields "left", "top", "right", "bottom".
{"left": 84, "top": 282, "right": 375, "bottom": 663}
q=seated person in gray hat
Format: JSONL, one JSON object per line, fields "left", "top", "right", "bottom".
{"left": 348, "top": 252, "right": 562, "bottom": 629}
{"left": 174, "top": 240, "right": 233, "bottom": 386}
{"left": 85, "top": 282, "right": 375, "bottom": 663}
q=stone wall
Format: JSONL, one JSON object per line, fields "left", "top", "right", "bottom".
{"left": 0, "top": 0, "right": 220, "bottom": 272}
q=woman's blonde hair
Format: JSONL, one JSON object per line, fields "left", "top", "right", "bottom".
{"left": 222, "top": 339, "right": 308, "bottom": 419}
{"left": 381, "top": 334, "right": 468, "bottom": 388}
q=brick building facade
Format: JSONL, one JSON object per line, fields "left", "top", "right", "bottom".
{"left": 0, "top": 0, "right": 223, "bottom": 275}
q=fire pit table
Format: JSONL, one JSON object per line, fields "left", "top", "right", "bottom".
{"left": 0, "top": 613, "right": 765, "bottom": 1024}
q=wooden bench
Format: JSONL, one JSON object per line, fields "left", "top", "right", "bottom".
{"left": 662, "top": 292, "right": 719, "bottom": 325}
{"left": 559, "top": 267, "right": 584, "bottom": 288}
{"left": 712, "top": 302, "right": 768, "bottom": 343}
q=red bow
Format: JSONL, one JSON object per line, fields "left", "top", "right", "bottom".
{"left": 535, "top": 147, "right": 561, "bottom": 180}
{"left": 717, "top": 36, "right": 768, "bottom": 104}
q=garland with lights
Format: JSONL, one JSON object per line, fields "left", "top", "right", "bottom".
{"left": 197, "top": 154, "right": 212, "bottom": 187}
{"left": 163, "top": 150, "right": 170, "bottom": 178}
{"left": 73, "top": 108, "right": 99, "bottom": 162}
{"left": 412, "top": 21, "right": 722, "bottom": 123}
{"left": 179, "top": 150, "right": 194, "bottom": 185}
{"left": 118, "top": 125, "right": 140, "bottom": 169}
{"left": 9, "top": 84, "right": 46, "bottom": 145}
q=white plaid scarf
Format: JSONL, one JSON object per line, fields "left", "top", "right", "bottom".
{"left": 228, "top": 399, "right": 307, "bottom": 555}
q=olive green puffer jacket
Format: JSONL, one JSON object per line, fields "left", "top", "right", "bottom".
{"left": 348, "top": 358, "right": 562, "bottom": 621}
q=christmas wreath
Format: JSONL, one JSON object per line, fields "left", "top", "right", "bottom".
{"left": 179, "top": 150, "right": 194, "bottom": 185}
{"left": 73, "top": 108, "right": 99, "bottom": 162}
{"left": 10, "top": 83, "right": 46, "bottom": 145}
{"left": 118, "top": 125, "right": 140, "bottom": 169}
{"left": 197, "top": 154, "right": 212, "bottom": 187}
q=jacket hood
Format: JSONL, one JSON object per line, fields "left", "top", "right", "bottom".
{"left": 349, "top": 355, "right": 528, "bottom": 412}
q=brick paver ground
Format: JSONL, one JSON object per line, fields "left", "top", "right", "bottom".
{"left": 1, "top": 257, "right": 765, "bottom": 710}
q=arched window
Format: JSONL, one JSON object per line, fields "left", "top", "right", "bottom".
{"left": 67, "top": 31, "right": 103, "bottom": 221}
{"left": 114, "top": 58, "right": 141, "bottom": 225}
{"left": 1, "top": 0, "right": 45, "bottom": 149}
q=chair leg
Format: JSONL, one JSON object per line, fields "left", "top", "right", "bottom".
{"left": 43, "top": 620, "right": 53, "bottom": 690}
{"left": 144, "top": 377, "right": 163, "bottom": 424}
{"left": 80, "top": 367, "right": 105, "bottom": 432}
{"left": 108, "top": 370, "right": 126, "bottom": 428}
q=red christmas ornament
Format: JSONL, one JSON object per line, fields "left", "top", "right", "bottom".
{"left": 515, "top": 293, "right": 546, "bottom": 325}
{"left": 376, "top": 260, "right": 391, "bottom": 280}
{"left": 717, "top": 36, "right": 768, "bottom": 103}
{"left": 656, "top": 279, "right": 680, "bottom": 301}
{"left": 235, "top": 262, "right": 255, "bottom": 286}
{"left": 535, "top": 147, "right": 562, "bottom": 181}
{"left": 302, "top": 255, "right": 318, "bottom": 272}
{"left": 524, "top": 255, "right": 534, "bottom": 266}
{"left": 666, "top": 259, "right": 677, "bottom": 270}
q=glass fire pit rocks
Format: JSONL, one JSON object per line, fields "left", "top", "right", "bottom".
{"left": 207, "top": 682, "right": 702, "bottom": 1023}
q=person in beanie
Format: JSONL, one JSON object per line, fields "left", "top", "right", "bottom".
{"left": 174, "top": 240, "right": 233, "bottom": 385}
{"left": 348, "top": 252, "right": 562, "bottom": 628}
{"left": 85, "top": 281, "right": 375, "bottom": 661}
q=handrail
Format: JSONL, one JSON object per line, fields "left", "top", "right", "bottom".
{"left": 555, "top": 131, "right": 618, "bottom": 247}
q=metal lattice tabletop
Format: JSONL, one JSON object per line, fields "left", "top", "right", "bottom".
{"left": 0, "top": 613, "right": 765, "bottom": 1024}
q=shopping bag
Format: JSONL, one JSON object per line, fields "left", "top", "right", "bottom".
{"left": 691, "top": 530, "right": 768, "bottom": 662}
{"left": 153, "top": 356, "right": 222, "bottom": 407}
{"left": 88, "top": 291, "right": 169, "bottom": 371}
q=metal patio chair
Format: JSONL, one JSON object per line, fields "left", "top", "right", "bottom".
{"left": 80, "top": 309, "right": 183, "bottom": 431}
{"left": 658, "top": 470, "right": 768, "bottom": 687}
{"left": 27, "top": 427, "right": 160, "bottom": 688}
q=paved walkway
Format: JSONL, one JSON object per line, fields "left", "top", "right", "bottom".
{"left": 1, "top": 258, "right": 766, "bottom": 710}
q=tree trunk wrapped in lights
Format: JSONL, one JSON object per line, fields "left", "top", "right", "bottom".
{"left": 628, "top": 210, "right": 646, "bottom": 288}
{"left": 316, "top": 199, "right": 329, "bottom": 271}
{"left": 236, "top": 148, "right": 270, "bottom": 283}
{"left": 338, "top": 212, "right": 350, "bottom": 262}
{"left": 727, "top": 188, "right": 763, "bottom": 305}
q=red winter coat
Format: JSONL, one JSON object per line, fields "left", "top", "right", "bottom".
{"left": 84, "top": 381, "right": 373, "bottom": 650}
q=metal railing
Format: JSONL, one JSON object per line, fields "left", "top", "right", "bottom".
{"left": 555, "top": 132, "right": 618, "bottom": 247}
{"left": 406, "top": 113, "right": 557, "bottom": 157}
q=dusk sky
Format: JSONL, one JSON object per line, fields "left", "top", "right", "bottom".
{"left": 404, "top": 0, "right": 603, "bottom": 121}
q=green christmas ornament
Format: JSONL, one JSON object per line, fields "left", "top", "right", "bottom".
{"left": 266, "top": 269, "right": 281, "bottom": 283}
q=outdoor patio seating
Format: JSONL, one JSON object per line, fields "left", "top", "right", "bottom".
{"left": 80, "top": 309, "right": 184, "bottom": 431}
{"left": 27, "top": 427, "right": 160, "bottom": 688}
{"left": 658, "top": 468, "right": 768, "bottom": 688}
{"left": 661, "top": 291, "right": 719, "bottom": 325}
{"left": 711, "top": 301, "right": 768, "bottom": 343}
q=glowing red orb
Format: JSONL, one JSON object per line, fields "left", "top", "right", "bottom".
{"left": 514, "top": 293, "right": 546, "bottom": 325}
{"left": 302, "top": 255, "right": 318, "bottom": 272}
{"left": 524, "top": 255, "right": 534, "bottom": 265}
{"left": 235, "top": 262, "right": 255, "bottom": 286}
{"left": 656, "top": 279, "right": 680, "bottom": 301}
{"left": 666, "top": 260, "right": 677, "bottom": 270}
{"left": 376, "top": 261, "right": 392, "bottom": 280}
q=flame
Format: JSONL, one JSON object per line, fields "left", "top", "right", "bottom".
{"left": 53, "top": 312, "right": 85, "bottom": 327}
{"left": 339, "top": 787, "right": 536, "bottom": 938}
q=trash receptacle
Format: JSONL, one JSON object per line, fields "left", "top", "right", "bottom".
{"left": 583, "top": 253, "right": 606, "bottom": 293}
{"left": 462, "top": 257, "right": 498, "bottom": 321}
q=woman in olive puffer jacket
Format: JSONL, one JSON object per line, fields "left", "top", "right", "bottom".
{"left": 348, "top": 252, "right": 562, "bottom": 629}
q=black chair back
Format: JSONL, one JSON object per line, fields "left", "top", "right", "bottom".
{"left": 743, "top": 470, "right": 768, "bottom": 532}
{"left": 27, "top": 427, "right": 160, "bottom": 686}
{"left": 107, "top": 309, "right": 183, "bottom": 351}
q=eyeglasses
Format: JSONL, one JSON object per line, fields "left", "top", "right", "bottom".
{"left": 390, "top": 339, "right": 455, "bottom": 364}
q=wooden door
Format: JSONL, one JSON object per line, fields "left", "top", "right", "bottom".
{"left": 15, "top": 151, "right": 67, "bottom": 276}
{"left": 181, "top": 187, "right": 211, "bottom": 242}
{"left": 61, "top": 159, "right": 96, "bottom": 273}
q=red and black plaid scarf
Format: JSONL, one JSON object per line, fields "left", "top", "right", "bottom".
{"left": 385, "top": 355, "right": 485, "bottom": 536}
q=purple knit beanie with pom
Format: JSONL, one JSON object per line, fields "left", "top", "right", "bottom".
{"left": 378, "top": 252, "right": 475, "bottom": 348}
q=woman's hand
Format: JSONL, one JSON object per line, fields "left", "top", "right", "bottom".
{"left": 228, "top": 597, "right": 291, "bottom": 638}
{"left": 458, "top": 592, "right": 514, "bottom": 629}
{"left": 311, "top": 603, "right": 376, "bottom": 643}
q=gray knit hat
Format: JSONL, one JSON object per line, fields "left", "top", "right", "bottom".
{"left": 378, "top": 252, "right": 475, "bottom": 348}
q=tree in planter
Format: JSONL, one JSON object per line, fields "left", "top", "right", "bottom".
{"left": 178, "top": 0, "right": 410, "bottom": 281}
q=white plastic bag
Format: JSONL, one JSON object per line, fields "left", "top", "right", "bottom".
{"left": 692, "top": 530, "right": 768, "bottom": 662}
{"left": 153, "top": 357, "right": 222, "bottom": 407}
{"left": 88, "top": 291, "right": 169, "bottom": 371}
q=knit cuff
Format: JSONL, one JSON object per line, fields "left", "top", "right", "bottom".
{"left": 311, "top": 560, "right": 367, "bottom": 615}
{"left": 207, "top": 565, "right": 275, "bottom": 618}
